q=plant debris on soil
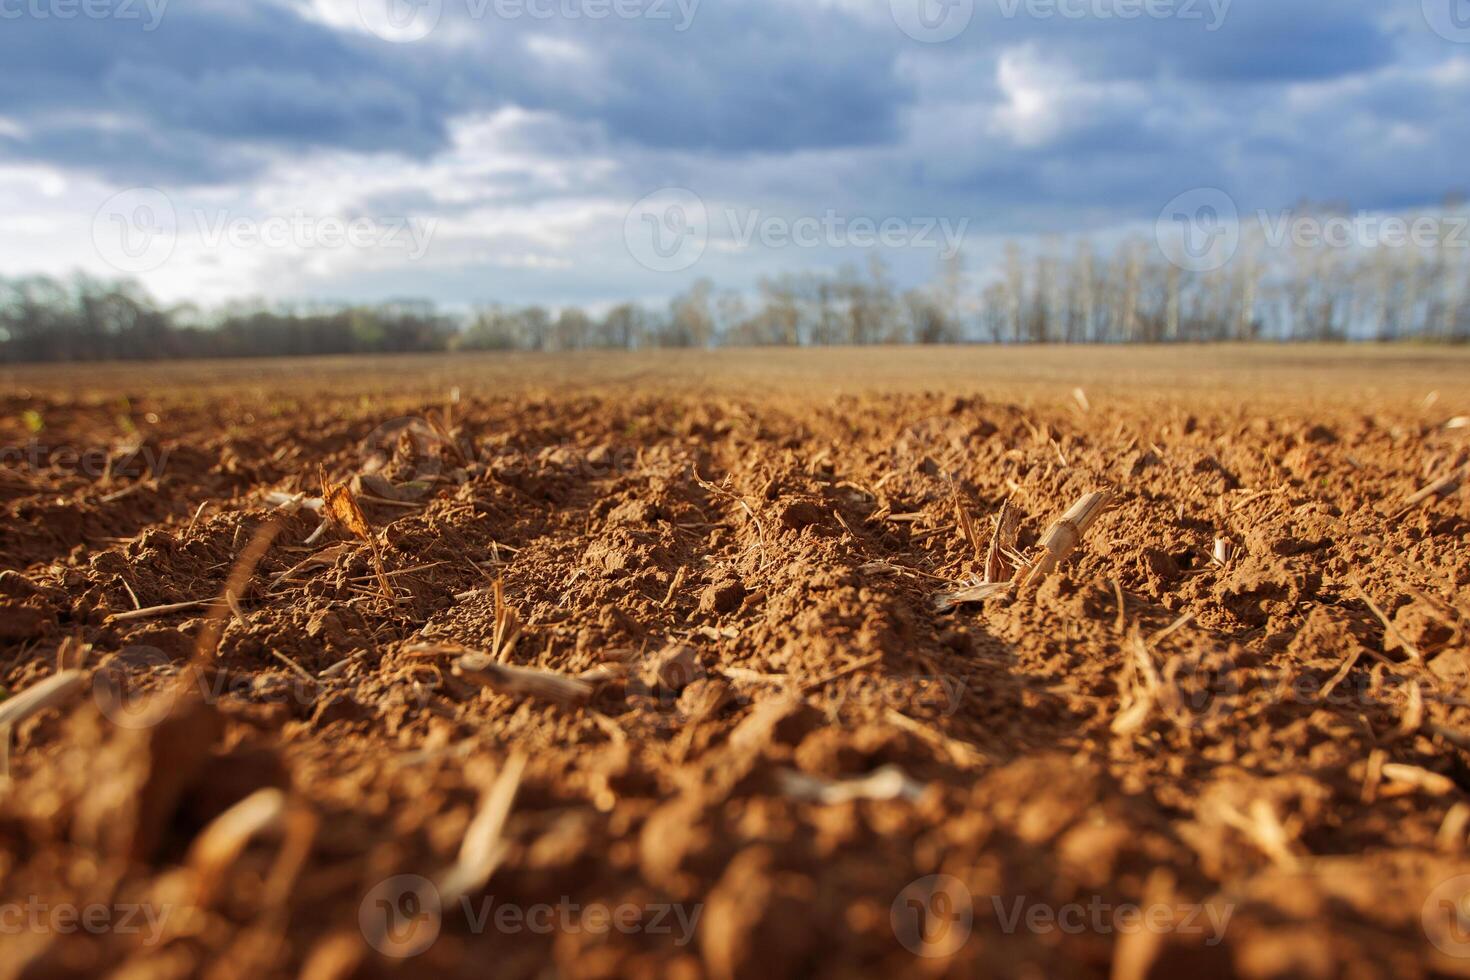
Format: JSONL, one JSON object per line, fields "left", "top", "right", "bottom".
{"left": 2, "top": 352, "right": 1470, "bottom": 978}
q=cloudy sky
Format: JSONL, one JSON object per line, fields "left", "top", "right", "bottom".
{"left": 0, "top": 0, "right": 1465, "bottom": 308}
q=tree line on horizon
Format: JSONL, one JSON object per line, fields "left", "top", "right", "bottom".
{"left": 3, "top": 203, "right": 1467, "bottom": 362}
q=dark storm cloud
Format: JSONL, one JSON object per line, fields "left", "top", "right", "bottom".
{"left": 967, "top": 0, "right": 1396, "bottom": 83}
{"left": 0, "top": 0, "right": 913, "bottom": 181}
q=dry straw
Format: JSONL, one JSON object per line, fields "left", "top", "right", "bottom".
{"left": 1019, "top": 491, "right": 1112, "bottom": 588}
{"left": 935, "top": 490, "right": 1112, "bottom": 610}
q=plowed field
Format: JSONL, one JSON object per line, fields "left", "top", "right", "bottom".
{"left": 2, "top": 346, "right": 1469, "bottom": 979}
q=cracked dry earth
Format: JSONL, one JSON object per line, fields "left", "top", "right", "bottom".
{"left": 2, "top": 354, "right": 1470, "bottom": 979}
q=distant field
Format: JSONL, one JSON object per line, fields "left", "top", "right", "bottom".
{"left": 5, "top": 343, "right": 1470, "bottom": 409}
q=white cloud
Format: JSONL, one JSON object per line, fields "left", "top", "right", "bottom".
{"left": 0, "top": 107, "right": 637, "bottom": 304}
{"left": 524, "top": 34, "right": 591, "bottom": 64}
{"left": 990, "top": 45, "right": 1147, "bottom": 148}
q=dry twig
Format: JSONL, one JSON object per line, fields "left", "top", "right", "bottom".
{"left": 776, "top": 764, "right": 925, "bottom": 805}
{"left": 108, "top": 599, "right": 215, "bottom": 623}
{"left": 446, "top": 650, "right": 592, "bottom": 706}
{"left": 984, "top": 499, "right": 1021, "bottom": 585}
{"left": 1380, "top": 762, "right": 1457, "bottom": 797}
{"left": 320, "top": 466, "right": 393, "bottom": 600}
{"left": 0, "top": 670, "right": 86, "bottom": 728}
{"left": 1393, "top": 463, "right": 1468, "bottom": 518}
{"left": 438, "top": 754, "right": 527, "bottom": 903}
{"left": 193, "top": 518, "right": 284, "bottom": 665}
{"left": 1019, "top": 491, "right": 1112, "bottom": 588}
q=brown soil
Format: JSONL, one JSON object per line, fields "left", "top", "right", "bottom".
{"left": 2, "top": 348, "right": 1470, "bottom": 979}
